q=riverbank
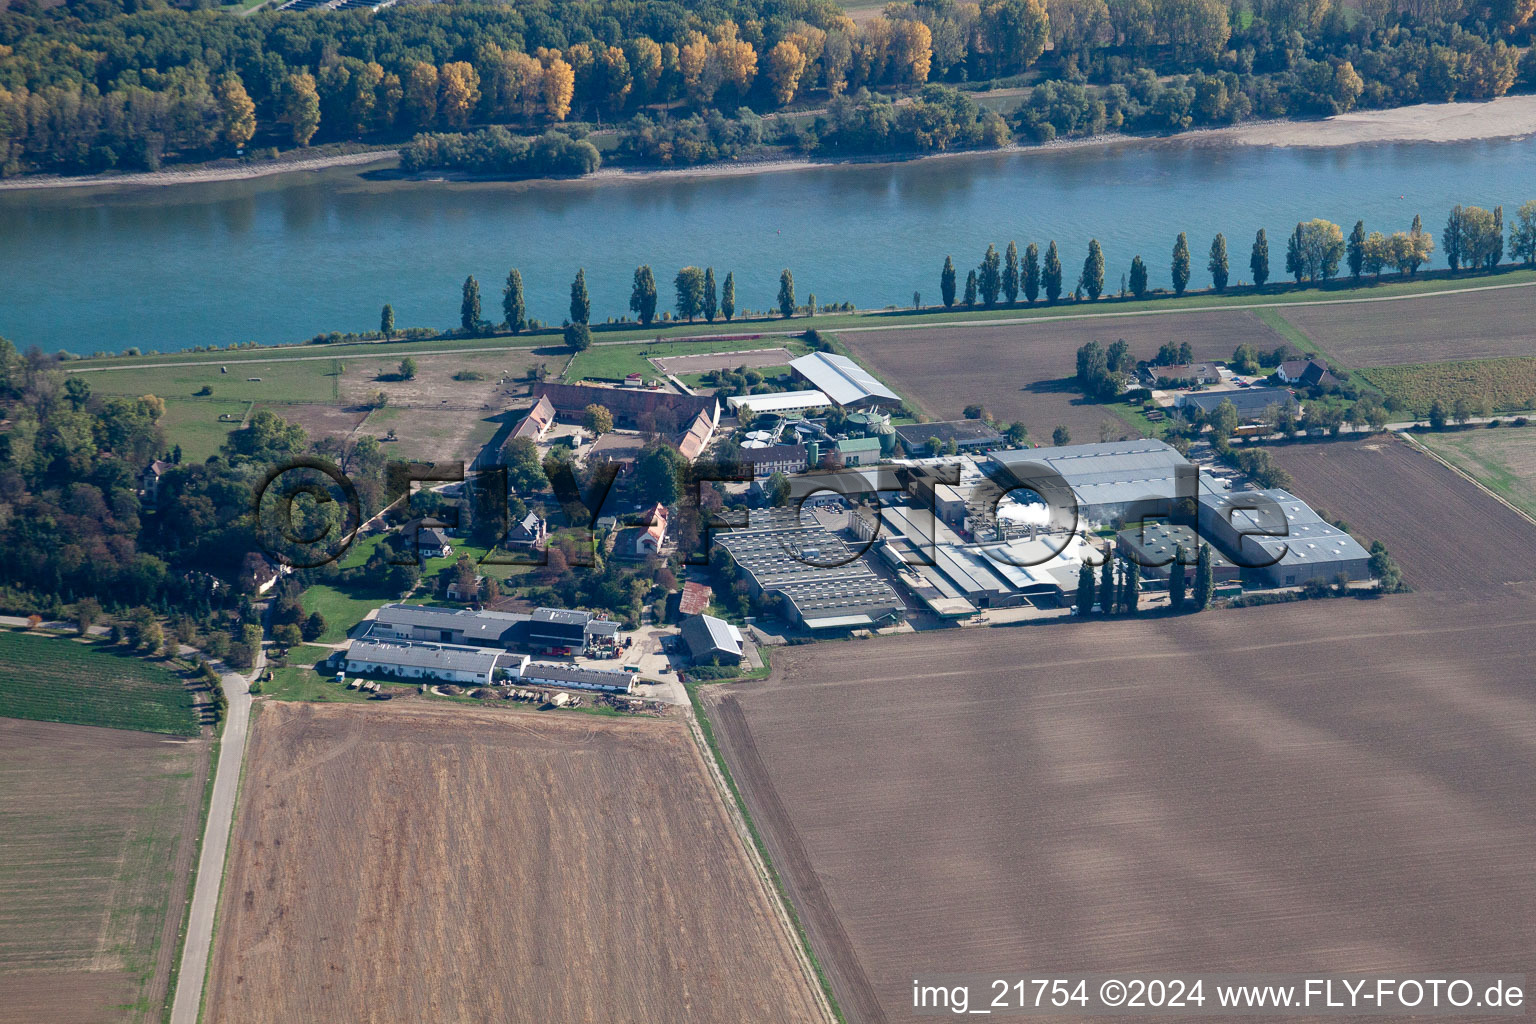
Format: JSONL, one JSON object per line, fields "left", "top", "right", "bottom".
{"left": 0, "top": 149, "right": 396, "bottom": 192}
{"left": 6, "top": 95, "right": 1535, "bottom": 194}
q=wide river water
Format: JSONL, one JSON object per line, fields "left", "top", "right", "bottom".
{"left": 2, "top": 133, "right": 1533, "bottom": 354}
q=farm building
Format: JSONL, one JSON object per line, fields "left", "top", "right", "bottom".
{"left": 510, "top": 394, "right": 556, "bottom": 442}
{"left": 1176, "top": 387, "right": 1300, "bottom": 423}
{"left": 788, "top": 352, "right": 901, "bottom": 410}
{"left": 727, "top": 390, "right": 832, "bottom": 418}
{"left": 835, "top": 436, "right": 882, "bottom": 466}
{"left": 1197, "top": 488, "right": 1372, "bottom": 587}
{"left": 892, "top": 419, "right": 1004, "bottom": 454}
{"left": 677, "top": 408, "right": 717, "bottom": 461}
{"left": 343, "top": 639, "right": 511, "bottom": 685}
{"left": 531, "top": 382, "right": 717, "bottom": 432}
{"left": 1148, "top": 362, "right": 1222, "bottom": 386}
{"left": 680, "top": 614, "right": 743, "bottom": 665}
{"left": 714, "top": 507, "right": 905, "bottom": 631}
{"left": 989, "top": 440, "right": 1215, "bottom": 525}
{"left": 520, "top": 662, "right": 635, "bottom": 693}
{"left": 635, "top": 504, "right": 668, "bottom": 556}
{"left": 678, "top": 581, "right": 714, "bottom": 616}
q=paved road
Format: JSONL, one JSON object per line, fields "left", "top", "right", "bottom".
{"left": 169, "top": 644, "right": 263, "bottom": 1024}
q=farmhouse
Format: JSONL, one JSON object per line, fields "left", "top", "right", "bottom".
{"left": 531, "top": 382, "right": 717, "bottom": 432}
{"left": 415, "top": 527, "right": 452, "bottom": 559}
{"left": 677, "top": 408, "right": 717, "bottom": 461}
{"left": 892, "top": 419, "right": 1005, "bottom": 454}
{"left": 1148, "top": 361, "right": 1222, "bottom": 386}
{"left": 727, "top": 390, "right": 832, "bottom": 418}
{"left": 715, "top": 507, "right": 905, "bottom": 631}
{"left": 1197, "top": 488, "right": 1372, "bottom": 587}
{"left": 988, "top": 440, "right": 1214, "bottom": 524}
{"left": 1277, "top": 357, "right": 1339, "bottom": 388}
{"left": 139, "top": 458, "right": 175, "bottom": 502}
{"left": 506, "top": 510, "right": 547, "bottom": 549}
{"left": 788, "top": 351, "right": 902, "bottom": 410}
{"left": 635, "top": 503, "right": 668, "bottom": 556}
{"left": 343, "top": 639, "right": 515, "bottom": 686}
{"left": 680, "top": 614, "right": 744, "bottom": 665}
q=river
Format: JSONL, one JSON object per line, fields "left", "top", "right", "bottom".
{"left": 1, "top": 134, "right": 1533, "bottom": 354}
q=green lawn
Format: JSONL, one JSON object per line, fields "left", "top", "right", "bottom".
{"left": 565, "top": 336, "right": 810, "bottom": 382}
{"left": 0, "top": 631, "right": 199, "bottom": 735}
{"left": 82, "top": 354, "right": 343, "bottom": 402}
{"left": 263, "top": 644, "right": 372, "bottom": 703}
{"left": 157, "top": 397, "right": 251, "bottom": 461}
{"left": 300, "top": 582, "right": 398, "bottom": 643}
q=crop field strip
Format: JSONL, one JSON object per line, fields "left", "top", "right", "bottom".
{"left": 205, "top": 702, "right": 829, "bottom": 1024}
{"left": 0, "top": 631, "right": 199, "bottom": 736}
{"left": 1415, "top": 427, "right": 1536, "bottom": 520}
{"left": 706, "top": 588, "right": 1536, "bottom": 1024}
{"left": 0, "top": 718, "right": 209, "bottom": 1024}
{"left": 1276, "top": 286, "right": 1536, "bottom": 369}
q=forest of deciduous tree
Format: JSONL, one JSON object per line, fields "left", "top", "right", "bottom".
{"left": 0, "top": 0, "right": 1532, "bottom": 176}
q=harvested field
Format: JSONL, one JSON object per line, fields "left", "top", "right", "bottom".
{"left": 705, "top": 594, "right": 1536, "bottom": 1024}
{"left": 205, "top": 702, "right": 828, "bottom": 1024}
{"left": 841, "top": 311, "right": 1290, "bottom": 440}
{"left": 252, "top": 402, "right": 368, "bottom": 447}
{"left": 1267, "top": 435, "right": 1536, "bottom": 592}
{"left": 651, "top": 346, "right": 795, "bottom": 374}
{"left": 0, "top": 718, "right": 209, "bottom": 1024}
{"left": 1278, "top": 286, "right": 1536, "bottom": 368}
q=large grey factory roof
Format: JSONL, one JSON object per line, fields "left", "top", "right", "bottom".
{"left": 1200, "top": 489, "right": 1370, "bottom": 568}
{"left": 1179, "top": 387, "right": 1299, "bottom": 417}
{"left": 989, "top": 440, "right": 1203, "bottom": 512}
{"left": 370, "top": 603, "right": 524, "bottom": 643}
{"left": 346, "top": 639, "right": 504, "bottom": 673}
{"left": 521, "top": 662, "right": 633, "bottom": 688}
{"left": 715, "top": 507, "right": 904, "bottom": 628}
{"left": 789, "top": 351, "right": 900, "bottom": 407}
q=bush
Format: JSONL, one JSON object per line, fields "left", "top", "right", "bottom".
{"left": 400, "top": 128, "right": 601, "bottom": 178}
{"left": 564, "top": 323, "right": 592, "bottom": 351}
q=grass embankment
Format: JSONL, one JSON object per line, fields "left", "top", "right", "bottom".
{"left": 1357, "top": 358, "right": 1536, "bottom": 417}
{"left": 0, "top": 630, "right": 199, "bottom": 735}
{"left": 565, "top": 335, "right": 811, "bottom": 381}
{"left": 62, "top": 267, "right": 1536, "bottom": 375}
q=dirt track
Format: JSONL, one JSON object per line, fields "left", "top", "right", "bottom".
{"left": 707, "top": 591, "right": 1536, "bottom": 1023}
{"left": 205, "top": 701, "right": 827, "bottom": 1024}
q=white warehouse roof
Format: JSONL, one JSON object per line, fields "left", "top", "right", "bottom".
{"left": 990, "top": 440, "right": 1209, "bottom": 513}
{"left": 345, "top": 639, "right": 503, "bottom": 674}
{"left": 788, "top": 352, "right": 899, "bottom": 407}
{"left": 727, "top": 390, "right": 831, "bottom": 415}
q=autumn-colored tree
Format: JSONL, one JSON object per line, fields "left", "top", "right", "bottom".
{"left": 712, "top": 22, "right": 759, "bottom": 95}
{"left": 767, "top": 40, "right": 808, "bottom": 104}
{"left": 404, "top": 62, "right": 438, "bottom": 128}
{"left": 216, "top": 73, "right": 256, "bottom": 149}
{"left": 281, "top": 72, "right": 321, "bottom": 146}
{"left": 541, "top": 52, "right": 575, "bottom": 121}
{"left": 678, "top": 31, "right": 714, "bottom": 102}
{"left": 597, "top": 44, "right": 633, "bottom": 112}
{"left": 439, "top": 61, "right": 481, "bottom": 128}
{"left": 889, "top": 19, "right": 933, "bottom": 85}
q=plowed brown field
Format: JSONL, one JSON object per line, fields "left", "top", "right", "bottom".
{"left": 1268, "top": 435, "right": 1536, "bottom": 591}
{"left": 205, "top": 701, "right": 828, "bottom": 1024}
{"left": 841, "top": 311, "right": 1289, "bottom": 440}
{"left": 1278, "top": 287, "right": 1536, "bottom": 367}
{"left": 706, "top": 592, "right": 1536, "bottom": 1023}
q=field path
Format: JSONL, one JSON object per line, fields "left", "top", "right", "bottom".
{"left": 168, "top": 645, "right": 262, "bottom": 1024}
